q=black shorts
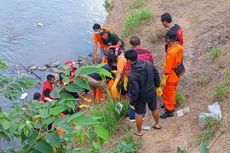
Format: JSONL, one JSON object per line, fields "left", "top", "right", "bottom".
{"left": 134, "top": 97, "right": 157, "bottom": 115}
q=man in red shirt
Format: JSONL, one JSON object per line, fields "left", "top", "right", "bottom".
{"left": 127, "top": 36, "right": 159, "bottom": 122}
{"left": 161, "top": 13, "right": 183, "bottom": 52}
{"left": 42, "top": 74, "right": 55, "bottom": 103}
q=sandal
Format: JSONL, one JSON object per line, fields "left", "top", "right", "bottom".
{"left": 152, "top": 124, "right": 162, "bottom": 130}
{"left": 134, "top": 132, "right": 143, "bottom": 137}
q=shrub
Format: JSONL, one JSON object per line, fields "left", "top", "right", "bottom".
{"left": 129, "top": 0, "right": 147, "bottom": 9}
{"left": 209, "top": 48, "right": 221, "bottom": 62}
{"left": 122, "top": 9, "right": 153, "bottom": 37}
{"left": 176, "top": 91, "right": 185, "bottom": 106}
{"left": 103, "top": 0, "right": 112, "bottom": 12}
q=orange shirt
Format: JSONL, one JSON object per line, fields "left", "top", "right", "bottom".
{"left": 163, "top": 44, "right": 184, "bottom": 83}
{"left": 93, "top": 27, "right": 110, "bottom": 49}
{"left": 117, "top": 53, "right": 127, "bottom": 77}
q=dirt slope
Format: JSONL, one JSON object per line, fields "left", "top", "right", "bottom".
{"left": 104, "top": 0, "right": 230, "bottom": 153}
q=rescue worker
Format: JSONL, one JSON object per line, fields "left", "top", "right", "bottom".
{"left": 127, "top": 36, "right": 156, "bottom": 122}
{"left": 160, "top": 30, "right": 184, "bottom": 118}
{"left": 108, "top": 50, "right": 128, "bottom": 101}
{"left": 161, "top": 13, "right": 183, "bottom": 52}
{"left": 100, "top": 29, "right": 125, "bottom": 64}
{"left": 42, "top": 74, "right": 55, "bottom": 103}
{"left": 125, "top": 49, "right": 162, "bottom": 137}
{"left": 92, "top": 23, "right": 110, "bottom": 63}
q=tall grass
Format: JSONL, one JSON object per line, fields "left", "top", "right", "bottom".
{"left": 129, "top": 0, "right": 147, "bottom": 9}
{"left": 122, "top": 9, "right": 153, "bottom": 37}
{"left": 196, "top": 117, "right": 222, "bottom": 145}
{"left": 209, "top": 48, "right": 221, "bottom": 62}
{"left": 103, "top": 0, "right": 111, "bottom": 12}
{"left": 176, "top": 91, "right": 185, "bottom": 106}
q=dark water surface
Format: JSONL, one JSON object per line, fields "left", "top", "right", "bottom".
{"left": 0, "top": 0, "right": 106, "bottom": 66}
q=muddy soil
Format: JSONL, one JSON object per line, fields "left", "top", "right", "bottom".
{"left": 104, "top": 0, "right": 230, "bottom": 152}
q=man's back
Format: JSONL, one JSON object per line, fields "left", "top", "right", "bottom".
{"left": 136, "top": 48, "right": 154, "bottom": 64}
{"left": 129, "top": 60, "right": 160, "bottom": 102}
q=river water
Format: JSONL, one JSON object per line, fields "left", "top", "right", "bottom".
{"left": 0, "top": 0, "right": 106, "bottom": 150}
{"left": 0, "top": 0, "right": 107, "bottom": 66}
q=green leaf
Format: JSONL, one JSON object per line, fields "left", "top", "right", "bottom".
{"left": 34, "top": 140, "right": 54, "bottom": 153}
{"left": 98, "top": 68, "right": 113, "bottom": 78}
{"left": 73, "top": 78, "right": 91, "bottom": 90}
{"left": 50, "top": 90, "right": 57, "bottom": 98}
{"left": 52, "top": 118, "right": 66, "bottom": 127}
{"left": 58, "top": 123, "right": 72, "bottom": 133}
{"left": 66, "top": 101, "right": 75, "bottom": 109}
{"left": 0, "top": 59, "right": 7, "bottom": 69}
{"left": 50, "top": 105, "right": 67, "bottom": 115}
{"left": 45, "top": 131, "right": 61, "bottom": 147}
{"left": 75, "top": 66, "right": 100, "bottom": 76}
{"left": 66, "top": 113, "right": 82, "bottom": 123}
{"left": 2, "top": 120, "right": 11, "bottom": 130}
{"left": 94, "top": 125, "right": 110, "bottom": 141}
{"left": 73, "top": 115, "right": 99, "bottom": 126}
{"left": 59, "top": 92, "right": 75, "bottom": 100}
{"left": 39, "top": 108, "right": 49, "bottom": 118}
{"left": 43, "top": 116, "right": 57, "bottom": 126}
{"left": 0, "top": 132, "right": 11, "bottom": 142}
{"left": 23, "top": 127, "right": 30, "bottom": 137}
{"left": 65, "top": 84, "right": 83, "bottom": 93}
{"left": 199, "top": 143, "right": 209, "bottom": 153}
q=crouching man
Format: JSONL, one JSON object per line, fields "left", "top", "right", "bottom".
{"left": 125, "top": 49, "right": 162, "bottom": 136}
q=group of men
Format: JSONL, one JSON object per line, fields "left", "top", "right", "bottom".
{"left": 35, "top": 12, "right": 184, "bottom": 137}
{"left": 92, "top": 12, "right": 184, "bottom": 136}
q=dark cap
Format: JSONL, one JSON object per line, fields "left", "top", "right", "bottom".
{"left": 166, "top": 30, "right": 177, "bottom": 41}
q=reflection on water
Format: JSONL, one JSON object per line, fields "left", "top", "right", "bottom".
{"left": 0, "top": 0, "right": 106, "bottom": 150}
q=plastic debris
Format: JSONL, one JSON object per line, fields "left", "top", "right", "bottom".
{"left": 176, "top": 107, "right": 190, "bottom": 117}
{"left": 198, "top": 102, "right": 222, "bottom": 128}
{"left": 19, "top": 93, "right": 28, "bottom": 100}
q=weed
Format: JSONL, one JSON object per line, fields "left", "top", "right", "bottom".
{"left": 103, "top": 0, "right": 111, "bottom": 12}
{"left": 129, "top": 0, "right": 147, "bottom": 9}
{"left": 196, "top": 76, "right": 210, "bottom": 87}
{"left": 212, "top": 82, "right": 228, "bottom": 100}
{"left": 176, "top": 91, "right": 185, "bottom": 106}
{"left": 209, "top": 48, "right": 221, "bottom": 62}
{"left": 196, "top": 117, "right": 222, "bottom": 145}
{"left": 122, "top": 9, "right": 153, "bottom": 37}
{"left": 110, "top": 133, "right": 142, "bottom": 153}
{"left": 176, "top": 147, "right": 187, "bottom": 153}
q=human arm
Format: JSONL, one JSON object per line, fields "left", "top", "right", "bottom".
{"left": 44, "top": 89, "right": 52, "bottom": 102}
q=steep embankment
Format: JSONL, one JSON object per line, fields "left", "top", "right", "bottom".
{"left": 104, "top": 0, "right": 230, "bottom": 153}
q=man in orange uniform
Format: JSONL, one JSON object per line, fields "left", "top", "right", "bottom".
{"left": 108, "top": 51, "right": 128, "bottom": 101}
{"left": 92, "top": 23, "right": 110, "bottom": 63}
{"left": 160, "top": 30, "right": 184, "bottom": 118}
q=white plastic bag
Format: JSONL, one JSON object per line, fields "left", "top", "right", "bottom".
{"left": 208, "top": 102, "right": 222, "bottom": 119}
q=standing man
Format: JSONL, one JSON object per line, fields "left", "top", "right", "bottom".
{"left": 125, "top": 49, "right": 162, "bottom": 136}
{"left": 127, "top": 36, "right": 156, "bottom": 122}
{"left": 161, "top": 13, "right": 183, "bottom": 52}
{"left": 42, "top": 74, "right": 55, "bottom": 103}
{"left": 92, "top": 23, "right": 110, "bottom": 63}
{"left": 160, "top": 30, "right": 184, "bottom": 118}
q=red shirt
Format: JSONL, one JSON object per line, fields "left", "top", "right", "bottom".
{"left": 126, "top": 48, "right": 154, "bottom": 72}
{"left": 42, "top": 81, "right": 53, "bottom": 103}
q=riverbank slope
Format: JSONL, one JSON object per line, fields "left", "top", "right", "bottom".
{"left": 104, "top": 0, "right": 230, "bottom": 152}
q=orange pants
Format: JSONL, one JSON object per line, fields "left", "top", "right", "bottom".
{"left": 163, "top": 82, "right": 178, "bottom": 111}
{"left": 94, "top": 88, "right": 103, "bottom": 102}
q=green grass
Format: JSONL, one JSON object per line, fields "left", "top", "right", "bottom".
{"left": 129, "top": 0, "right": 147, "bottom": 9}
{"left": 209, "top": 48, "right": 221, "bottom": 62}
{"left": 196, "top": 117, "right": 222, "bottom": 145}
{"left": 176, "top": 147, "right": 187, "bottom": 153}
{"left": 103, "top": 0, "right": 111, "bottom": 12}
{"left": 122, "top": 9, "right": 153, "bottom": 37}
{"left": 176, "top": 91, "right": 185, "bottom": 106}
{"left": 0, "top": 59, "right": 7, "bottom": 69}
{"left": 212, "top": 83, "right": 228, "bottom": 100}
{"left": 110, "top": 133, "right": 142, "bottom": 153}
